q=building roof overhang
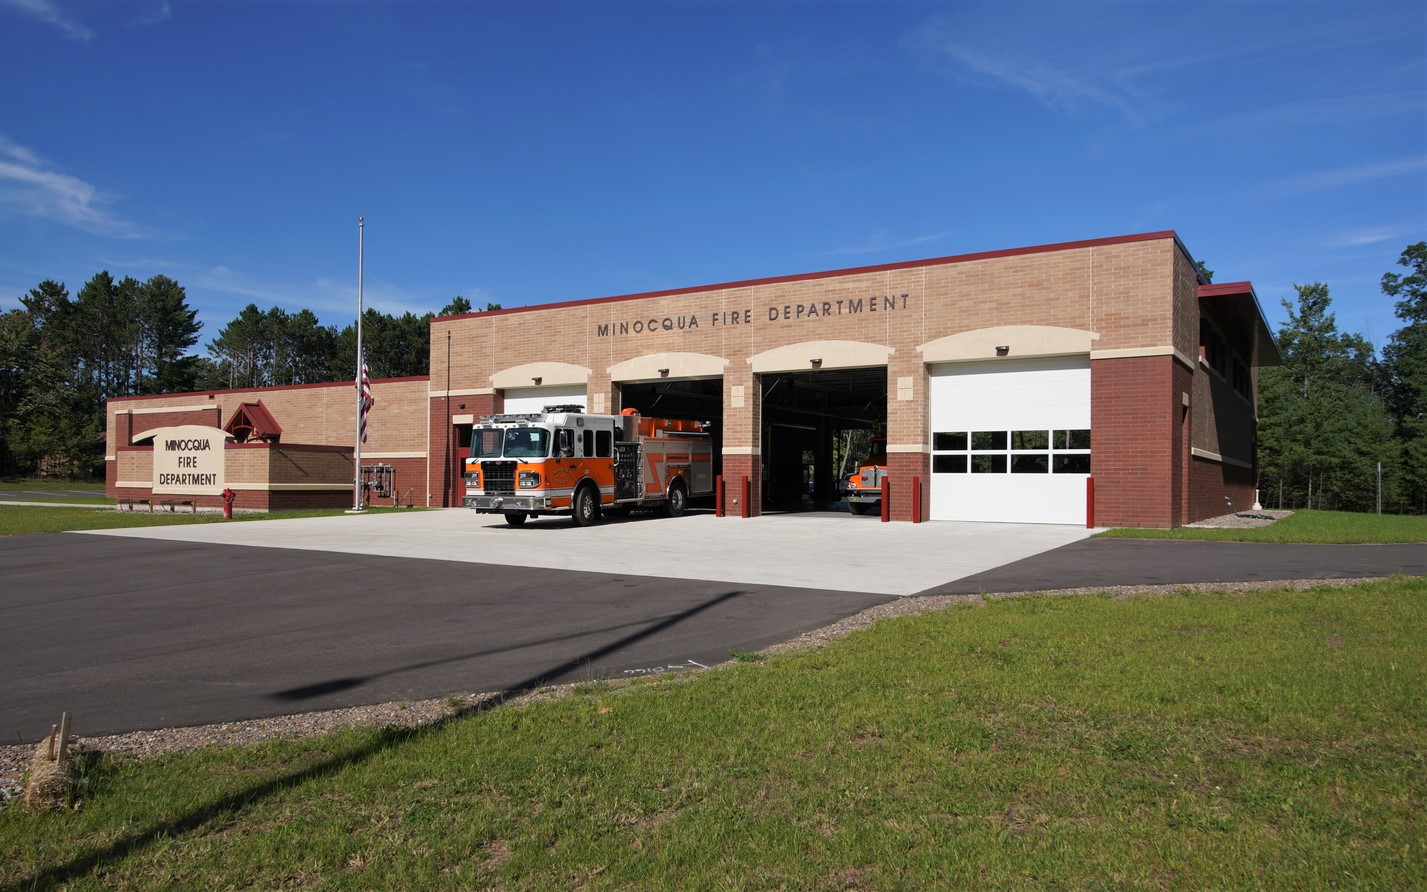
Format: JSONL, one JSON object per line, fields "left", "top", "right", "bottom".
{"left": 1199, "top": 282, "right": 1282, "bottom": 367}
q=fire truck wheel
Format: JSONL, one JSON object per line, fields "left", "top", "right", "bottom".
{"left": 847, "top": 502, "right": 868, "bottom": 516}
{"left": 662, "top": 480, "right": 688, "bottom": 518}
{"left": 572, "top": 485, "right": 600, "bottom": 527}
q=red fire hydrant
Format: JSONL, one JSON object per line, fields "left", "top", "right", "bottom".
{"left": 221, "top": 487, "right": 235, "bottom": 519}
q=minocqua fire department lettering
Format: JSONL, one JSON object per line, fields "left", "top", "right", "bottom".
{"left": 595, "top": 293, "right": 909, "bottom": 337}
{"left": 157, "top": 472, "right": 219, "bottom": 486}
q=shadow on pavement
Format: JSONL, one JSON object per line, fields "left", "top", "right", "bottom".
{"left": 9, "top": 588, "right": 750, "bottom": 891}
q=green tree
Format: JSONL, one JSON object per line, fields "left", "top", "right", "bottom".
{"left": 1380, "top": 242, "right": 1427, "bottom": 512}
{"left": 337, "top": 309, "right": 432, "bottom": 379}
{"left": 1257, "top": 282, "right": 1395, "bottom": 511}
{"left": 205, "top": 304, "right": 272, "bottom": 388}
{"left": 441, "top": 295, "right": 472, "bottom": 315}
{"left": 137, "top": 275, "right": 202, "bottom": 394}
{"left": 6, "top": 272, "right": 203, "bottom": 475}
{"left": 14, "top": 280, "right": 105, "bottom": 475}
{"left": 0, "top": 308, "right": 38, "bottom": 473}
{"left": 73, "top": 272, "right": 142, "bottom": 400}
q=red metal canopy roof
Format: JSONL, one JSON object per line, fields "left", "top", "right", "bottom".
{"left": 224, "top": 400, "right": 283, "bottom": 443}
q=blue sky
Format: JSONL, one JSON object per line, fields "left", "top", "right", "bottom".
{"left": 2, "top": 0, "right": 1424, "bottom": 354}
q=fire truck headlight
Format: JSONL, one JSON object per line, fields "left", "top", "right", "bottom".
{"left": 518, "top": 471, "right": 541, "bottom": 488}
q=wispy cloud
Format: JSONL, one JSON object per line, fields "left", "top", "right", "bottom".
{"left": 909, "top": 10, "right": 1162, "bottom": 125}
{"left": 129, "top": 1, "right": 170, "bottom": 27}
{"left": 927, "top": 41, "right": 1139, "bottom": 121}
{"left": 1200, "top": 91, "right": 1423, "bottom": 134}
{"left": 0, "top": 135, "right": 142, "bottom": 236}
{"left": 1320, "top": 224, "right": 1421, "bottom": 250}
{"left": 907, "top": 5, "right": 1401, "bottom": 129}
{"left": 180, "top": 264, "right": 435, "bottom": 328}
{"left": 1, "top": 0, "right": 94, "bottom": 39}
{"left": 827, "top": 228, "right": 953, "bottom": 257}
{"left": 1260, "top": 157, "right": 1427, "bottom": 200}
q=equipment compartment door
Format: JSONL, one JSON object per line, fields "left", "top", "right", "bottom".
{"left": 614, "top": 444, "right": 642, "bottom": 501}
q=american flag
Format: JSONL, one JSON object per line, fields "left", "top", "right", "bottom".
{"left": 358, "top": 351, "right": 374, "bottom": 443}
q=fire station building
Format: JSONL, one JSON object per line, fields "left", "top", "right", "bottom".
{"left": 107, "top": 230, "right": 1277, "bottom": 528}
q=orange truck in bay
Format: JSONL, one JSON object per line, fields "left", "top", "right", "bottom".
{"left": 463, "top": 406, "right": 713, "bottom": 526}
{"left": 841, "top": 450, "right": 888, "bottom": 515}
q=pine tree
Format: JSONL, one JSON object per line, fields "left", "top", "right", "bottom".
{"left": 1380, "top": 242, "right": 1427, "bottom": 512}
{"left": 1256, "top": 283, "right": 1395, "bottom": 510}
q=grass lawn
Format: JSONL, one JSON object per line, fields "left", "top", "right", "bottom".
{"left": 0, "top": 505, "right": 415, "bottom": 536}
{"left": 3, "top": 578, "right": 1423, "bottom": 890}
{"left": 0, "top": 477, "right": 106, "bottom": 493}
{"left": 1098, "top": 508, "right": 1427, "bottom": 544}
{"left": 0, "top": 477, "right": 110, "bottom": 506}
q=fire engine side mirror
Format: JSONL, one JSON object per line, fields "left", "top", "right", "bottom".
{"left": 556, "top": 429, "right": 573, "bottom": 458}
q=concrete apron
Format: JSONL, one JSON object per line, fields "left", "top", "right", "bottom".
{"left": 80, "top": 510, "right": 1096, "bottom": 597}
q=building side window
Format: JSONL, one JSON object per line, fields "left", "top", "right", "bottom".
{"left": 1201, "top": 318, "right": 1228, "bottom": 377}
{"left": 932, "top": 429, "right": 1091, "bottom": 475}
{"left": 1231, "top": 359, "right": 1252, "bottom": 400}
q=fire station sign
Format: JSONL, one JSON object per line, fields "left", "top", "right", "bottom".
{"left": 152, "top": 425, "right": 227, "bottom": 495}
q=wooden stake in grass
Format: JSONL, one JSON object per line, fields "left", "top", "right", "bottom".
{"left": 23, "top": 711, "right": 75, "bottom": 811}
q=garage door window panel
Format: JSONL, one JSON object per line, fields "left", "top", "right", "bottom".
{"left": 1012, "top": 454, "right": 1049, "bottom": 473}
{"left": 1054, "top": 454, "right": 1091, "bottom": 474}
{"left": 934, "top": 431, "right": 966, "bottom": 451}
{"left": 933, "top": 454, "right": 966, "bottom": 473}
{"left": 971, "top": 454, "right": 1007, "bottom": 473}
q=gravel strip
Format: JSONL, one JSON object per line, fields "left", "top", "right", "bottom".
{"left": 1183, "top": 509, "right": 1293, "bottom": 528}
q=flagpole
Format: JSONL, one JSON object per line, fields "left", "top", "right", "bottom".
{"left": 352, "top": 216, "right": 365, "bottom": 512}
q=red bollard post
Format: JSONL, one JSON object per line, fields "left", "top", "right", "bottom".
{"left": 912, "top": 476, "right": 922, "bottom": 523}
{"left": 715, "top": 475, "right": 725, "bottom": 517}
{"left": 1086, "top": 476, "right": 1095, "bottom": 528}
{"left": 880, "top": 477, "right": 890, "bottom": 522}
{"left": 740, "top": 476, "right": 750, "bottom": 519}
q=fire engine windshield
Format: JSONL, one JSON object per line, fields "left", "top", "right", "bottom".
{"left": 472, "top": 427, "right": 550, "bottom": 459}
{"left": 471, "top": 429, "right": 505, "bottom": 459}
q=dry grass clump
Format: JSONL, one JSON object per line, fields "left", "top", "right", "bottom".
{"left": 22, "top": 737, "right": 74, "bottom": 811}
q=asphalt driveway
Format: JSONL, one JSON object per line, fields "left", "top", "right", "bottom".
{"left": 1, "top": 511, "right": 1420, "bottom": 743}
{"left": 1, "top": 532, "right": 892, "bottom": 742}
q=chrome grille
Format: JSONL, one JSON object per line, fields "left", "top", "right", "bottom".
{"left": 482, "top": 461, "right": 517, "bottom": 494}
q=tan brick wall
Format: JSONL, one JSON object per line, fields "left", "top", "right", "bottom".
{"left": 429, "top": 235, "right": 1191, "bottom": 514}
{"left": 430, "top": 236, "right": 1182, "bottom": 395}
{"left": 107, "top": 377, "right": 430, "bottom": 500}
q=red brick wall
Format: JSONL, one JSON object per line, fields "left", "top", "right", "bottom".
{"left": 430, "top": 393, "right": 497, "bottom": 507}
{"left": 886, "top": 453, "right": 929, "bottom": 522}
{"left": 1189, "top": 458, "right": 1256, "bottom": 521}
{"left": 1091, "top": 355, "right": 1178, "bottom": 528}
{"left": 1174, "top": 359, "right": 1194, "bottom": 526}
{"left": 720, "top": 454, "right": 762, "bottom": 517}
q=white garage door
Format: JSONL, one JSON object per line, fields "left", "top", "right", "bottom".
{"left": 501, "top": 385, "right": 587, "bottom": 415}
{"left": 929, "top": 356, "right": 1091, "bottom": 524}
